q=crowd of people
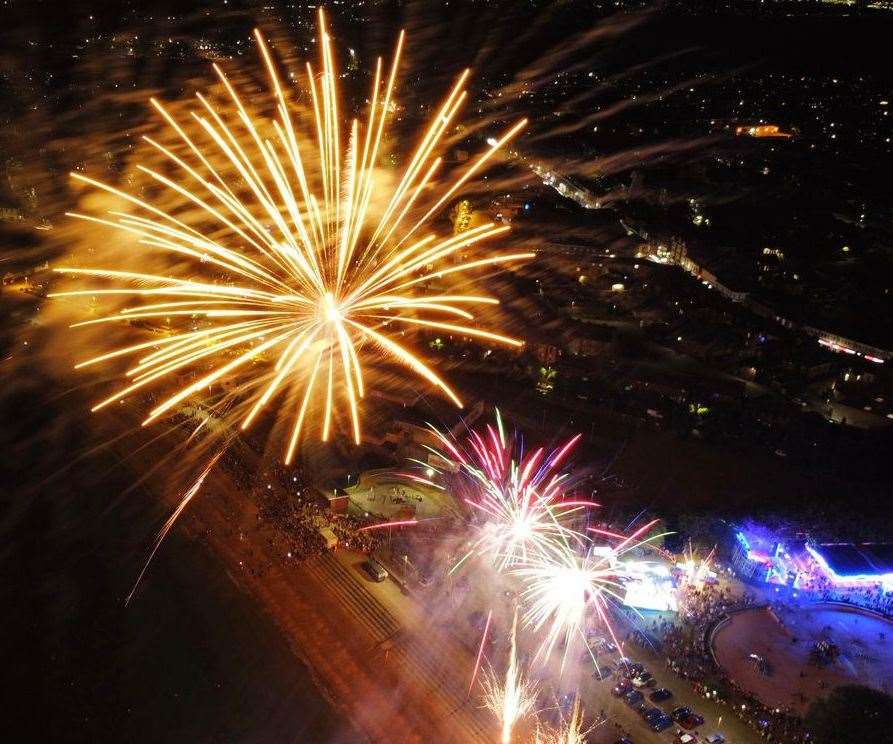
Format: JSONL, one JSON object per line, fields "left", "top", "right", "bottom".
{"left": 224, "top": 456, "right": 383, "bottom": 561}
{"left": 797, "top": 570, "right": 893, "bottom": 617}
{"left": 627, "top": 580, "right": 809, "bottom": 742}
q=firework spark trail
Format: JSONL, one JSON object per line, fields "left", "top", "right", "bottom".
{"left": 481, "top": 610, "right": 536, "bottom": 744}
{"left": 125, "top": 449, "right": 224, "bottom": 605}
{"left": 356, "top": 518, "right": 418, "bottom": 532}
{"left": 534, "top": 698, "right": 594, "bottom": 744}
{"left": 55, "top": 10, "right": 531, "bottom": 460}
{"left": 679, "top": 538, "right": 716, "bottom": 588}
{"left": 423, "top": 411, "right": 594, "bottom": 572}
{"left": 469, "top": 608, "right": 493, "bottom": 694}
{"left": 416, "top": 414, "right": 667, "bottom": 678}
{"left": 468, "top": 608, "right": 493, "bottom": 694}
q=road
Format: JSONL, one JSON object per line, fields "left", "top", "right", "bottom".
{"left": 110, "top": 420, "right": 495, "bottom": 743}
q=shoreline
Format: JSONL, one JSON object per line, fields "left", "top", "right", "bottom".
{"left": 130, "top": 439, "right": 490, "bottom": 744}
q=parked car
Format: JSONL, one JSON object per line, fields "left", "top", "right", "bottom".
{"left": 650, "top": 714, "right": 673, "bottom": 732}
{"left": 671, "top": 707, "right": 692, "bottom": 722}
{"left": 650, "top": 688, "right": 673, "bottom": 703}
{"left": 641, "top": 706, "right": 662, "bottom": 722}
{"left": 557, "top": 692, "right": 575, "bottom": 714}
{"left": 593, "top": 664, "right": 614, "bottom": 681}
{"left": 632, "top": 672, "right": 656, "bottom": 689}
{"left": 362, "top": 558, "right": 388, "bottom": 582}
{"left": 679, "top": 713, "right": 705, "bottom": 730}
{"left": 623, "top": 690, "right": 644, "bottom": 707}
{"left": 611, "top": 678, "right": 632, "bottom": 696}
{"left": 674, "top": 734, "right": 698, "bottom": 744}
{"left": 705, "top": 734, "right": 725, "bottom": 744}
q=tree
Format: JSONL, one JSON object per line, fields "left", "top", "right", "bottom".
{"left": 805, "top": 685, "right": 893, "bottom": 744}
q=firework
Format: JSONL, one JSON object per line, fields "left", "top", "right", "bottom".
{"left": 514, "top": 517, "right": 664, "bottom": 665}
{"left": 54, "top": 10, "right": 531, "bottom": 461}
{"left": 678, "top": 539, "right": 716, "bottom": 589}
{"left": 126, "top": 449, "right": 223, "bottom": 604}
{"left": 424, "top": 411, "right": 593, "bottom": 572}
{"left": 534, "top": 698, "right": 593, "bottom": 744}
{"left": 514, "top": 544, "right": 626, "bottom": 666}
{"left": 481, "top": 610, "right": 537, "bottom": 744}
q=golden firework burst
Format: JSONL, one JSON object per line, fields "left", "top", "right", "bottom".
{"left": 54, "top": 10, "right": 531, "bottom": 461}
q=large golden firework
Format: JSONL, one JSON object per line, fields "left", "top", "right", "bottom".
{"left": 54, "top": 10, "right": 531, "bottom": 461}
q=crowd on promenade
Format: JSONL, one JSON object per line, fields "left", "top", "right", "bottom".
{"left": 224, "top": 456, "right": 383, "bottom": 560}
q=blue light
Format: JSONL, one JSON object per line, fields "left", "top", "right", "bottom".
{"left": 806, "top": 544, "right": 893, "bottom": 586}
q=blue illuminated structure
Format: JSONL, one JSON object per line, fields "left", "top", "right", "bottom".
{"left": 730, "top": 523, "right": 893, "bottom": 591}
{"left": 731, "top": 529, "right": 777, "bottom": 583}
{"left": 806, "top": 543, "right": 893, "bottom": 590}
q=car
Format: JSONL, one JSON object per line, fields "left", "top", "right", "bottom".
{"left": 705, "top": 735, "right": 726, "bottom": 744}
{"left": 650, "top": 688, "right": 673, "bottom": 702}
{"left": 679, "top": 713, "right": 705, "bottom": 730}
{"left": 632, "top": 672, "right": 656, "bottom": 689}
{"left": 671, "top": 706, "right": 692, "bottom": 722}
{"left": 623, "top": 690, "right": 644, "bottom": 707}
{"left": 650, "top": 714, "right": 673, "bottom": 732}
{"left": 362, "top": 558, "right": 388, "bottom": 582}
{"left": 592, "top": 664, "right": 614, "bottom": 681}
{"left": 674, "top": 734, "right": 698, "bottom": 744}
{"left": 418, "top": 572, "right": 433, "bottom": 588}
{"left": 614, "top": 739, "right": 634, "bottom": 744}
{"left": 611, "top": 679, "right": 632, "bottom": 697}
{"left": 557, "top": 692, "right": 575, "bottom": 713}
{"left": 641, "top": 706, "right": 662, "bottom": 722}
{"left": 620, "top": 662, "right": 645, "bottom": 679}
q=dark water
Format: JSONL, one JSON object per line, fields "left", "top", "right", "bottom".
{"left": 0, "top": 394, "right": 355, "bottom": 743}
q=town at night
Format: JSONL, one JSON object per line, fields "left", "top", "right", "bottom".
{"left": 2, "top": 1, "right": 893, "bottom": 743}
